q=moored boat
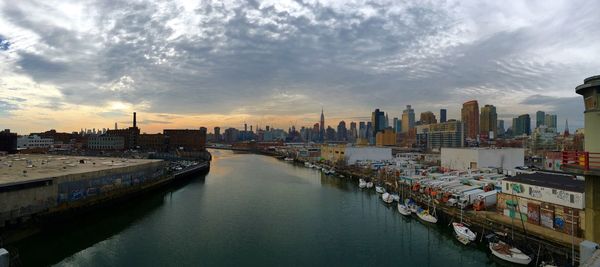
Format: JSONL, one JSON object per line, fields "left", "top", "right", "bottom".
{"left": 452, "top": 222, "right": 476, "bottom": 242}
{"left": 397, "top": 203, "right": 411, "bottom": 216}
{"left": 359, "top": 179, "right": 367, "bottom": 189}
{"left": 366, "top": 181, "right": 374, "bottom": 188}
{"left": 381, "top": 192, "right": 394, "bottom": 204}
{"left": 416, "top": 208, "right": 438, "bottom": 224}
{"left": 488, "top": 240, "right": 532, "bottom": 265}
{"left": 375, "top": 186, "right": 385, "bottom": 194}
{"left": 391, "top": 193, "right": 400, "bottom": 202}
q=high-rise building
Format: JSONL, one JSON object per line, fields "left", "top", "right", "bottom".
{"left": 461, "top": 100, "right": 479, "bottom": 139}
{"left": 337, "top": 121, "right": 347, "bottom": 141}
{"left": 385, "top": 113, "right": 389, "bottom": 128}
{"left": 371, "top": 108, "right": 386, "bottom": 135}
{"left": 497, "top": 120, "right": 505, "bottom": 137}
{"left": 440, "top": 109, "right": 447, "bottom": 123}
{"left": 375, "top": 128, "right": 396, "bottom": 146}
{"left": 426, "top": 120, "right": 464, "bottom": 150}
{"left": 544, "top": 114, "right": 558, "bottom": 130}
{"left": 349, "top": 122, "right": 357, "bottom": 142}
{"left": 392, "top": 117, "right": 399, "bottom": 132}
{"left": 401, "top": 105, "right": 415, "bottom": 133}
{"left": 214, "top": 127, "right": 221, "bottom": 142}
{"left": 325, "top": 126, "right": 336, "bottom": 141}
{"left": 366, "top": 122, "right": 374, "bottom": 144}
{"left": 513, "top": 114, "right": 531, "bottom": 136}
{"left": 419, "top": 111, "right": 437, "bottom": 125}
{"left": 358, "top": 122, "right": 366, "bottom": 139}
{"left": 320, "top": 108, "right": 325, "bottom": 142}
{"left": 536, "top": 111, "right": 546, "bottom": 128}
{"left": 479, "top": 104, "right": 498, "bottom": 137}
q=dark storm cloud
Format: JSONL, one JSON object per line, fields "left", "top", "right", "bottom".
{"left": 1, "top": 0, "right": 600, "bottom": 124}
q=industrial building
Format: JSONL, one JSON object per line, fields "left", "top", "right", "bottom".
{"left": 441, "top": 147, "right": 524, "bottom": 172}
{"left": 16, "top": 135, "right": 54, "bottom": 150}
{"left": 320, "top": 144, "right": 392, "bottom": 165}
{"left": 0, "top": 130, "right": 17, "bottom": 154}
{"left": 497, "top": 173, "right": 585, "bottom": 237}
{"left": 87, "top": 135, "right": 125, "bottom": 150}
{"left": 0, "top": 154, "right": 167, "bottom": 227}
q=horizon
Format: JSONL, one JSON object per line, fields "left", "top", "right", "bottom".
{"left": 1, "top": 0, "right": 597, "bottom": 133}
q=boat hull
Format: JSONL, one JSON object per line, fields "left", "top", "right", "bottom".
{"left": 397, "top": 204, "right": 411, "bottom": 216}
{"left": 489, "top": 242, "right": 532, "bottom": 265}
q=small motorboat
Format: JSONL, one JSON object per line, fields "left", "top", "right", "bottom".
{"left": 452, "top": 222, "right": 476, "bottom": 243}
{"left": 381, "top": 192, "right": 394, "bottom": 204}
{"left": 397, "top": 203, "right": 411, "bottom": 216}
{"left": 284, "top": 157, "right": 294, "bottom": 161}
{"left": 304, "top": 162, "right": 311, "bottom": 167}
{"left": 366, "top": 181, "right": 374, "bottom": 188}
{"left": 416, "top": 208, "right": 438, "bottom": 224}
{"left": 375, "top": 186, "right": 385, "bottom": 194}
{"left": 359, "top": 179, "right": 367, "bottom": 189}
{"left": 391, "top": 193, "right": 400, "bottom": 202}
{"left": 488, "top": 240, "right": 532, "bottom": 265}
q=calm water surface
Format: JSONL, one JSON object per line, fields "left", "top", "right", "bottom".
{"left": 15, "top": 149, "right": 509, "bottom": 266}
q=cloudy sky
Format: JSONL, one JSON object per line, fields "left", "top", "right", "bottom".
{"left": 1, "top": 0, "right": 598, "bottom": 134}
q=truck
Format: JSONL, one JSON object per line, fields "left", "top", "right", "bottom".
{"left": 458, "top": 189, "right": 485, "bottom": 209}
{"left": 473, "top": 190, "right": 498, "bottom": 210}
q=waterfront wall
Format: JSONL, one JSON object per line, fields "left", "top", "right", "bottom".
{"left": 0, "top": 160, "right": 168, "bottom": 227}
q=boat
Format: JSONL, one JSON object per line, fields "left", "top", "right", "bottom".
{"left": 453, "top": 222, "right": 476, "bottom": 242}
{"left": 406, "top": 199, "right": 418, "bottom": 213}
{"left": 488, "top": 240, "right": 532, "bottom": 265}
{"left": 366, "top": 181, "right": 374, "bottom": 188}
{"left": 381, "top": 192, "right": 394, "bottom": 204}
{"left": 359, "top": 179, "right": 367, "bottom": 189}
{"left": 375, "top": 186, "right": 385, "bottom": 194}
{"left": 304, "top": 162, "right": 311, "bottom": 167}
{"left": 397, "top": 202, "right": 411, "bottom": 216}
{"left": 284, "top": 157, "right": 294, "bottom": 161}
{"left": 391, "top": 193, "right": 400, "bottom": 202}
{"left": 416, "top": 208, "right": 438, "bottom": 224}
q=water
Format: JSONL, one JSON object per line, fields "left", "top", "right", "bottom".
{"left": 14, "top": 150, "right": 505, "bottom": 266}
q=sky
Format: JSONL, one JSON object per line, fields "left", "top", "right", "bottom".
{"left": 1, "top": 0, "right": 599, "bottom": 134}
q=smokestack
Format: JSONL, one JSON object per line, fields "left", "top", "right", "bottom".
{"left": 133, "top": 112, "right": 137, "bottom": 128}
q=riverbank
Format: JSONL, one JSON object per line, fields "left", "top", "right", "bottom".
{"left": 254, "top": 149, "right": 579, "bottom": 265}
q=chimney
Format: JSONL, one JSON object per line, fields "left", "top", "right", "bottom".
{"left": 133, "top": 112, "right": 137, "bottom": 128}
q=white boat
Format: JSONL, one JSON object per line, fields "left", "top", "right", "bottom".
{"left": 359, "top": 179, "right": 367, "bottom": 189}
{"left": 391, "top": 193, "right": 400, "bottom": 202}
{"left": 284, "top": 157, "right": 294, "bottom": 161}
{"left": 489, "top": 241, "right": 532, "bottom": 265}
{"left": 397, "top": 203, "right": 411, "bottom": 216}
{"left": 366, "top": 182, "right": 374, "bottom": 188}
{"left": 375, "top": 186, "right": 385, "bottom": 194}
{"left": 453, "top": 222, "right": 476, "bottom": 242}
{"left": 381, "top": 192, "right": 394, "bottom": 204}
{"left": 304, "top": 162, "right": 311, "bottom": 167}
{"left": 406, "top": 199, "right": 418, "bottom": 213}
{"left": 416, "top": 208, "right": 438, "bottom": 224}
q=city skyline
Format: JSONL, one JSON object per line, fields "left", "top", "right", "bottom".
{"left": 2, "top": 0, "right": 598, "bottom": 133}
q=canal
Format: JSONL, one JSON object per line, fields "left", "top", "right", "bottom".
{"left": 14, "top": 150, "right": 507, "bottom": 266}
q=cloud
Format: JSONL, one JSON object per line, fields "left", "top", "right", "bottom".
{"left": 0, "top": 0, "right": 599, "bottom": 133}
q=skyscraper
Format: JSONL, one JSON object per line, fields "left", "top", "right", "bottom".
{"left": 371, "top": 109, "right": 386, "bottom": 135}
{"left": 497, "top": 120, "right": 505, "bottom": 137}
{"left": 544, "top": 114, "right": 558, "bottom": 130}
{"left": 513, "top": 114, "right": 531, "bottom": 136}
{"left": 393, "top": 117, "right": 399, "bottom": 132}
{"left": 401, "top": 105, "right": 415, "bottom": 133}
{"left": 337, "top": 121, "right": 347, "bottom": 141}
{"left": 440, "top": 109, "right": 447, "bottom": 123}
{"left": 479, "top": 104, "right": 497, "bottom": 137}
{"left": 359, "top": 122, "right": 366, "bottom": 139}
{"left": 214, "top": 127, "right": 221, "bottom": 142}
{"left": 320, "top": 108, "right": 325, "bottom": 142}
{"left": 461, "top": 100, "right": 479, "bottom": 139}
{"left": 349, "top": 122, "right": 357, "bottom": 142}
{"left": 536, "top": 111, "right": 546, "bottom": 128}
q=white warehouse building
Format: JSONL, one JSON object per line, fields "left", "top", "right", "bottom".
{"left": 345, "top": 147, "right": 392, "bottom": 165}
{"left": 441, "top": 147, "right": 524, "bottom": 172}
{"left": 17, "top": 135, "right": 54, "bottom": 149}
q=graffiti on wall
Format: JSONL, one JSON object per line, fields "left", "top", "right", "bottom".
{"left": 57, "top": 168, "right": 165, "bottom": 203}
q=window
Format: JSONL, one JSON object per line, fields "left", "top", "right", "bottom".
{"left": 506, "top": 183, "right": 509, "bottom": 191}
{"left": 552, "top": 189, "right": 557, "bottom": 194}
{"left": 529, "top": 187, "right": 532, "bottom": 195}
{"left": 570, "top": 194, "right": 574, "bottom": 203}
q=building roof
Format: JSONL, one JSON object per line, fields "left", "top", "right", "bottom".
{"left": 0, "top": 154, "right": 162, "bottom": 187}
{"left": 504, "top": 172, "right": 584, "bottom": 193}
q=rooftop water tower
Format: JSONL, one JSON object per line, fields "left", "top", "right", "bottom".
{"left": 575, "top": 75, "right": 600, "bottom": 243}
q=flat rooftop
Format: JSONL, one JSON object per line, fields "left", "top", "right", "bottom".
{"left": 0, "top": 154, "right": 163, "bottom": 187}
{"left": 504, "top": 172, "right": 584, "bottom": 193}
